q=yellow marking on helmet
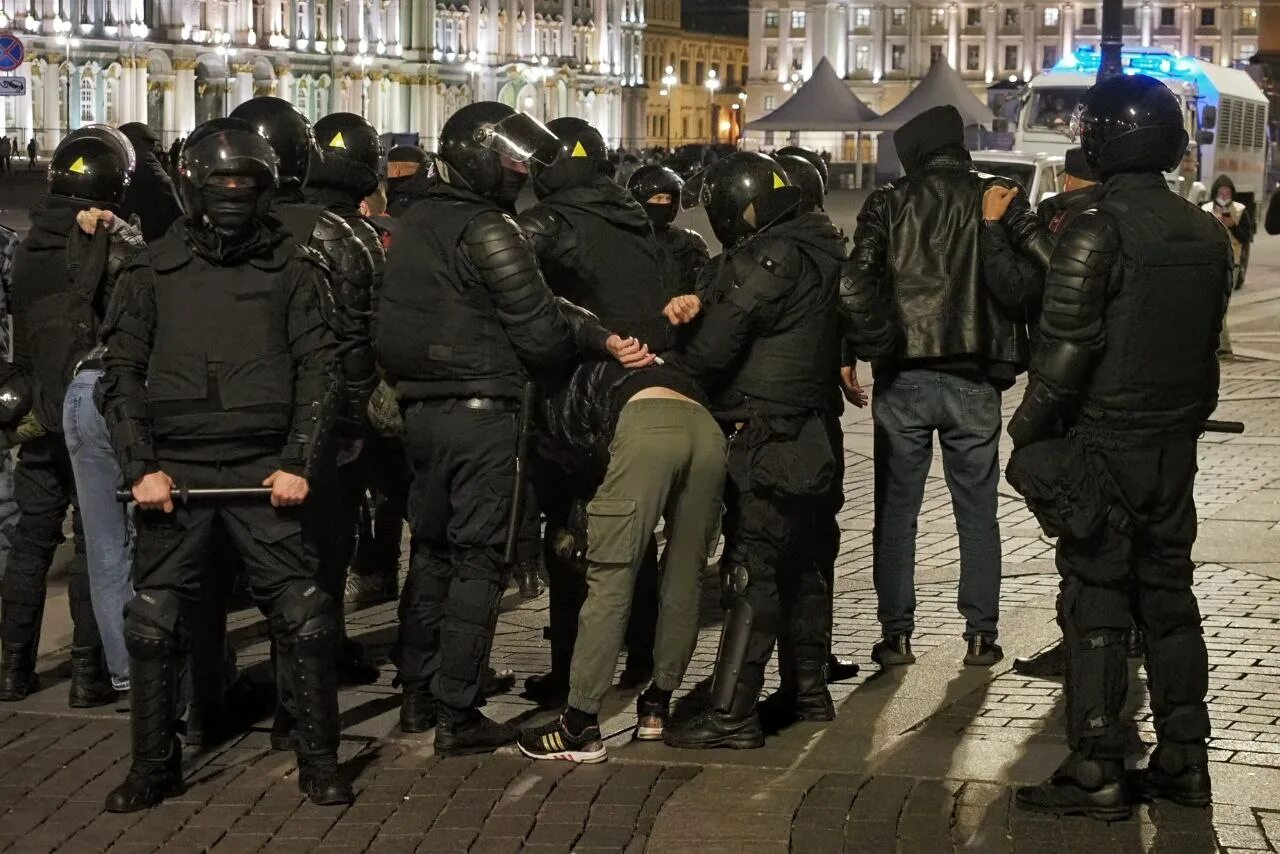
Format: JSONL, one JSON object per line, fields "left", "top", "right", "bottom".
{"left": 329, "top": 132, "right": 346, "bottom": 149}
{"left": 69, "top": 156, "right": 88, "bottom": 174}
{"left": 772, "top": 172, "right": 785, "bottom": 189}
{"left": 572, "top": 141, "right": 589, "bottom": 158}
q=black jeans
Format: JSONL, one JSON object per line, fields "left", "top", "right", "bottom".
{"left": 1057, "top": 438, "right": 1208, "bottom": 759}
{"left": 0, "top": 433, "right": 100, "bottom": 654}
{"left": 393, "top": 401, "right": 516, "bottom": 710}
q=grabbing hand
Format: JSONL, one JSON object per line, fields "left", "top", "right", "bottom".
{"left": 133, "top": 471, "right": 176, "bottom": 513}
{"left": 982, "top": 185, "right": 1019, "bottom": 223}
{"left": 76, "top": 208, "right": 115, "bottom": 235}
{"left": 840, "top": 365, "right": 869, "bottom": 408}
{"left": 263, "top": 470, "right": 310, "bottom": 507}
{"left": 606, "top": 335, "right": 656, "bottom": 369}
{"left": 663, "top": 294, "right": 702, "bottom": 325}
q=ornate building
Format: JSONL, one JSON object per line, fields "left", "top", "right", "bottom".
{"left": 641, "top": 0, "right": 749, "bottom": 148}
{"left": 746, "top": 0, "right": 1261, "bottom": 150}
{"left": 0, "top": 0, "right": 647, "bottom": 149}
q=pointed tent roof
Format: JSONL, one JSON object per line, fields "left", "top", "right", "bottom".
{"left": 863, "top": 60, "right": 995, "bottom": 131}
{"left": 744, "top": 57, "right": 880, "bottom": 132}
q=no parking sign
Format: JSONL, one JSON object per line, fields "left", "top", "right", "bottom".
{"left": 0, "top": 35, "right": 25, "bottom": 73}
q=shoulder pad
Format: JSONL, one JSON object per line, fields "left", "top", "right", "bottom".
{"left": 675, "top": 227, "right": 709, "bottom": 254}
{"left": 347, "top": 216, "right": 386, "bottom": 264}
{"left": 741, "top": 234, "right": 803, "bottom": 280}
{"left": 516, "top": 204, "right": 564, "bottom": 235}
{"left": 466, "top": 209, "right": 525, "bottom": 246}
{"left": 312, "top": 209, "right": 357, "bottom": 243}
{"left": 1060, "top": 206, "right": 1123, "bottom": 247}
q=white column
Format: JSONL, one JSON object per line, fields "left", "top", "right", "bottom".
{"left": 805, "top": 0, "right": 824, "bottom": 76}
{"left": 161, "top": 79, "right": 176, "bottom": 140}
{"left": 871, "top": 5, "right": 885, "bottom": 79}
{"left": 409, "top": 77, "right": 422, "bottom": 134}
{"left": 828, "top": 1, "right": 846, "bottom": 75}
{"left": 176, "top": 60, "right": 196, "bottom": 135}
{"left": 524, "top": 0, "right": 537, "bottom": 56}
{"left": 778, "top": 0, "right": 793, "bottom": 80}
{"left": 1181, "top": 1, "right": 1193, "bottom": 54}
{"left": 1061, "top": 2, "right": 1075, "bottom": 54}
{"left": 233, "top": 63, "right": 253, "bottom": 108}
{"left": 390, "top": 74, "right": 402, "bottom": 130}
{"left": 277, "top": 67, "right": 294, "bottom": 103}
{"left": 947, "top": 1, "right": 960, "bottom": 66}
{"left": 135, "top": 61, "right": 148, "bottom": 124}
{"left": 561, "top": 0, "right": 574, "bottom": 58}
{"left": 749, "top": 5, "right": 765, "bottom": 76}
{"left": 368, "top": 72, "right": 383, "bottom": 127}
{"left": 44, "top": 63, "right": 61, "bottom": 148}
{"left": 1023, "top": 1, "right": 1035, "bottom": 75}
{"left": 609, "top": 0, "right": 622, "bottom": 71}
{"left": 1142, "top": 0, "right": 1154, "bottom": 45}
{"left": 119, "top": 63, "right": 134, "bottom": 124}
{"left": 986, "top": 2, "right": 998, "bottom": 80}
{"left": 18, "top": 62, "right": 35, "bottom": 143}
{"left": 593, "top": 0, "right": 607, "bottom": 62}
{"left": 1220, "top": 1, "right": 1233, "bottom": 63}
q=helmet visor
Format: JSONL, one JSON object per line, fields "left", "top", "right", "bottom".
{"left": 476, "top": 112, "right": 561, "bottom": 167}
{"left": 182, "top": 128, "right": 280, "bottom": 189}
{"left": 680, "top": 166, "right": 712, "bottom": 210}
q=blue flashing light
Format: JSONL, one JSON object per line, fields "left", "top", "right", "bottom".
{"left": 1049, "top": 46, "right": 1201, "bottom": 81}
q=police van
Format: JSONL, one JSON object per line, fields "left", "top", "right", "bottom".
{"left": 1013, "top": 47, "right": 1269, "bottom": 204}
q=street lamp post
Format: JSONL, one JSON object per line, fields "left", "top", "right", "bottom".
{"left": 660, "top": 64, "right": 676, "bottom": 151}
{"left": 703, "top": 67, "right": 720, "bottom": 144}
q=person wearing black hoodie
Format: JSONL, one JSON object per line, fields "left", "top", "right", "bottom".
{"left": 843, "top": 105, "right": 1052, "bottom": 671}
{"left": 117, "top": 122, "right": 185, "bottom": 242}
{"left": 517, "top": 117, "right": 675, "bottom": 706}
{"left": 0, "top": 126, "right": 138, "bottom": 708}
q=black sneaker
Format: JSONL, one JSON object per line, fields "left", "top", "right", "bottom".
{"left": 871, "top": 635, "right": 916, "bottom": 667}
{"left": 964, "top": 634, "right": 1004, "bottom": 667}
{"left": 662, "top": 708, "right": 764, "bottom": 750}
{"left": 434, "top": 706, "right": 517, "bottom": 757}
{"left": 635, "top": 693, "right": 669, "bottom": 741}
{"left": 517, "top": 716, "right": 607, "bottom": 763}
{"left": 1012, "top": 642, "right": 1065, "bottom": 678}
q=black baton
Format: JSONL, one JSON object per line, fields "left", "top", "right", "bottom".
{"left": 503, "top": 382, "right": 537, "bottom": 566}
{"left": 116, "top": 486, "right": 274, "bottom": 503}
{"left": 1203, "top": 420, "right": 1245, "bottom": 434}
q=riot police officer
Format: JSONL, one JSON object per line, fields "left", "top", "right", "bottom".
{"left": 99, "top": 118, "right": 351, "bottom": 811}
{"left": 0, "top": 126, "right": 137, "bottom": 708}
{"left": 627, "top": 164, "right": 709, "bottom": 296}
{"left": 305, "top": 112, "right": 407, "bottom": 611}
{"left": 776, "top": 145, "right": 829, "bottom": 194}
{"left": 517, "top": 117, "right": 673, "bottom": 704}
{"left": 229, "top": 98, "right": 380, "bottom": 707}
{"left": 776, "top": 153, "right": 826, "bottom": 214}
{"left": 660, "top": 152, "right": 848, "bottom": 748}
{"left": 1010, "top": 74, "right": 1229, "bottom": 819}
{"left": 375, "top": 103, "right": 635, "bottom": 751}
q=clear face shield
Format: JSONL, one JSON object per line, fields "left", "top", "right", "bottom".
{"left": 680, "top": 167, "right": 712, "bottom": 210}
{"left": 474, "top": 112, "right": 561, "bottom": 168}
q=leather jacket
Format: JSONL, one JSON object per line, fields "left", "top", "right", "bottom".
{"left": 843, "top": 148, "right": 1052, "bottom": 379}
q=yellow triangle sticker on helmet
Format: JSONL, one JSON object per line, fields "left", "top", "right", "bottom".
{"left": 69, "top": 156, "right": 88, "bottom": 175}
{"left": 330, "top": 131, "right": 346, "bottom": 149}
{"left": 772, "top": 172, "right": 785, "bottom": 189}
{"left": 572, "top": 141, "right": 589, "bottom": 158}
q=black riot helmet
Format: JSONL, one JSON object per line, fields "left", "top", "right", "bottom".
{"left": 530, "top": 116, "right": 612, "bottom": 199}
{"left": 437, "top": 101, "right": 559, "bottom": 201}
{"left": 1077, "top": 73, "right": 1188, "bottom": 177}
{"left": 177, "top": 117, "right": 279, "bottom": 224}
{"left": 682, "top": 151, "right": 802, "bottom": 248}
{"left": 313, "top": 112, "right": 383, "bottom": 196}
{"left": 230, "top": 96, "right": 320, "bottom": 190}
{"left": 777, "top": 154, "right": 825, "bottom": 212}
{"left": 775, "top": 145, "right": 828, "bottom": 193}
{"left": 627, "top": 164, "right": 684, "bottom": 230}
{"left": 48, "top": 124, "right": 136, "bottom": 206}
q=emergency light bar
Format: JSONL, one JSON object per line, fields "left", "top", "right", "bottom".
{"left": 1052, "top": 46, "right": 1199, "bottom": 79}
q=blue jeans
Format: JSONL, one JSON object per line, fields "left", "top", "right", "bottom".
{"left": 64, "top": 369, "right": 133, "bottom": 687}
{"left": 872, "top": 367, "right": 1003, "bottom": 640}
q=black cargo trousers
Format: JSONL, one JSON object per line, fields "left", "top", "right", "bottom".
{"left": 1, "top": 433, "right": 100, "bottom": 658}
{"left": 1056, "top": 437, "right": 1208, "bottom": 761}
{"left": 392, "top": 400, "right": 517, "bottom": 711}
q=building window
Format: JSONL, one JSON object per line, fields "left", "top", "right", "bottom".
{"left": 891, "top": 7, "right": 907, "bottom": 26}
{"left": 1042, "top": 44, "right": 1059, "bottom": 67}
{"left": 791, "top": 46, "right": 804, "bottom": 69}
{"left": 928, "top": 7, "right": 946, "bottom": 27}
{"left": 1199, "top": 43, "right": 1215, "bottom": 61}
{"left": 1043, "top": 6, "right": 1059, "bottom": 26}
{"left": 1003, "top": 7, "right": 1018, "bottom": 26}
{"left": 1004, "top": 44, "right": 1018, "bottom": 69}
{"left": 741, "top": 64, "right": 749, "bottom": 82}
{"left": 1121, "top": 8, "right": 1136, "bottom": 26}
{"left": 1239, "top": 43, "right": 1257, "bottom": 59}
{"left": 725, "top": 65, "right": 736, "bottom": 85}
{"left": 891, "top": 43, "right": 907, "bottom": 69}
{"left": 966, "top": 7, "right": 981, "bottom": 26}
{"left": 930, "top": 43, "right": 944, "bottom": 65}
{"left": 965, "top": 44, "right": 981, "bottom": 70}
{"left": 680, "top": 59, "right": 690, "bottom": 83}
{"left": 1200, "top": 7, "right": 1215, "bottom": 26}
{"left": 1160, "top": 6, "right": 1176, "bottom": 25}
{"left": 765, "top": 46, "right": 778, "bottom": 70}
{"left": 764, "top": 9, "right": 779, "bottom": 28}
{"left": 764, "top": 94, "right": 776, "bottom": 110}
{"left": 854, "top": 43, "right": 871, "bottom": 70}
{"left": 1241, "top": 7, "right": 1258, "bottom": 27}
{"left": 1081, "top": 7, "right": 1097, "bottom": 26}
{"left": 853, "top": 7, "right": 871, "bottom": 27}
{"left": 80, "top": 75, "right": 95, "bottom": 123}
{"left": 790, "top": 9, "right": 806, "bottom": 29}
{"left": 695, "top": 61, "right": 705, "bottom": 82}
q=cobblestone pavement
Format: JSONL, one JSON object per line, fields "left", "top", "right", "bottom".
{"left": 3, "top": 305, "right": 1280, "bottom": 847}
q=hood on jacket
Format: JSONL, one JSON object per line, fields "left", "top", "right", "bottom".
{"left": 894, "top": 105, "right": 966, "bottom": 176}
{"left": 1211, "top": 174, "right": 1236, "bottom": 200}
{"left": 539, "top": 177, "right": 652, "bottom": 232}
{"left": 763, "top": 210, "right": 847, "bottom": 265}
{"left": 24, "top": 195, "right": 95, "bottom": 251}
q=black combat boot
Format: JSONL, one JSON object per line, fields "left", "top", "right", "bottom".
{"left": 791, "top": 659, "right": 836, "bottom": 722}
{"left": 270, "top": 706, "right": 297, "bottom": 751}
{"left": 1141, "top": 742, "right": 1212, "bottom": 808}
{"left": 287, "top": 624, "right": 354, "bottom": 806}
{"left": 663, "top": 683, "right": 765, "bottom": 750}
{"left": 1015, "top": 754, "right": 1131, "bottom": 821}
{"left": 105, "top": 652, "right": 184, "bottom": 813}
{"left": 0, "top": 642, "right": 36, "bottom": 701}
{"left": 69, "top": 647, "right": 117, "bottom": 708}
{"left": 433, "top": 703, "right": 517, "bottom": 757}
{"left": 400, "top": 684, "right": 437, "bottom": 733}
{"left": 1012, "top": 642, "right": 1066, "bottom": 678}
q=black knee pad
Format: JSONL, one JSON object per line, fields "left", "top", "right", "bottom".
{"left": 124, "top": 590, "right": 182, "bottom": 660}
{"left": 270, "top": 580, "right": 335, "bottom": 640}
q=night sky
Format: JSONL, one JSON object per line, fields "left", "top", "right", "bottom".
{"left": 682, "top": 0, "right": 749, "bottom": 36}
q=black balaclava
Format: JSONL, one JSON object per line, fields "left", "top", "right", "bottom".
{"left": 496, "top": 167, "right": 528, "bottom": 212}
{"left": 893, "top": 105, "right": 965, "bottom": 176}
{"left": 643, "top": 198, "right": 677, "bottom": 231}
{"left": 202, "top": 183, "right": 261, "bottom": 237}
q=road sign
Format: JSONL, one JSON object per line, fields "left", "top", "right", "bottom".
{"left": 0, "top": 34, "right": 25, "bottom": 72}
{"left": 0, "top": 77, "right": 26, "bottom": 97}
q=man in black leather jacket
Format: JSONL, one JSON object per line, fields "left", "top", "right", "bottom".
{"left": 843, "top": 105, "right": 1052, "bottom": 670}
{"left": 375, "top": 103, "right": 640, "bottom": 754}
{"left": 1012, "top": 74, "right": 1229, "bottom": 820}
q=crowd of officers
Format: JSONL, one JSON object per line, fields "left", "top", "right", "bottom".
{"left": 0, "top": 68, "right": 1229, "bottom": 823}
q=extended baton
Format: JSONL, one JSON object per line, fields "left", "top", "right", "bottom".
{"left": 503, "top": 382, "right": 537, "bottom": 566}
{"left": 115, "top": 486, "right": 274, "bottom": 503}
{"left": 1203, "top": 420, "right": 1245, "bottom": 434}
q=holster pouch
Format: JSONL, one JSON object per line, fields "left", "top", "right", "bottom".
{"left": 729, "top": 413, "right": 836, "bottom": 500}
{"left": 1005, "top": 437, "right": 1127, "bottom": 540}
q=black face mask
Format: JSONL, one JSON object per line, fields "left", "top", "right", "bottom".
{"left": 496, "top": 166, "right": 527, "bottom": 209}
{"left": 201, "top": 184, "right": 261, "bottom": 237}
{"left": 644, "top": 201, "right": 677, "bottom": 231}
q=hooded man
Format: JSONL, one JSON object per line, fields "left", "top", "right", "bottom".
{"left": 117, "top": 122, "right": 185, "bottom": 242}
{"left": 1202, "top": 175, "right": 1252, "bottom": 290}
